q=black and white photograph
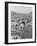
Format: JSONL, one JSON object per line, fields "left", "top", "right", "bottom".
{"left": 5, "top": 2, "right": 36, "bottom": 44}
{"left": 11, "top": 6, "right": 32, "bottom": 39}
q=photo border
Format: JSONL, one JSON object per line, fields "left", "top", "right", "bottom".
{"left": 5, "top": 2, "right": 36, "bottom": 44}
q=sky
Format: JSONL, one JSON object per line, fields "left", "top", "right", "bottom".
{"left": 11, "top": 6, "right": 32, "bottom": 14}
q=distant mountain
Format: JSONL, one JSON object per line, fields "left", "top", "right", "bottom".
{"left": 11, "top": 12, "right": 32, "bottom": 22}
